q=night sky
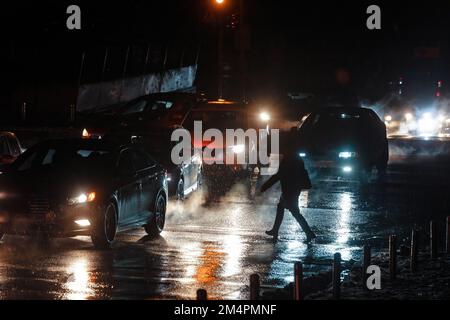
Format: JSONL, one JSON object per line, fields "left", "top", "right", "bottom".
{"left": 1, "top": 1, "right": 450, "bottom": 109}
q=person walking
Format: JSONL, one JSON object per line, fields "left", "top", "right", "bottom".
{"left": 260, "top": 146, "right": 316, "bottom": 243}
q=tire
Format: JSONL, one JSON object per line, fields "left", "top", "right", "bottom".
{"left": 176, "top": 177, "right": 185, "bottom": 200}
{"left": 376, "top": 143, "right": 389, "bottom": 179}
{"left": 91, "top": 202, "right": 117, "bottom": 249}
{"left": 144, "top": 192, "right": 166, "bottom": 237}
{"left": 358, "top": 164, "right": 371, "bottom": 184}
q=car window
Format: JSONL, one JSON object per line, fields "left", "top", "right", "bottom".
{"left": 133, "top": 150, "right": 155, "bottom": 171}
{"left": 121, "top": 100, "right": 147, "bottom": 115}
{"left": 0, "top": 137, "right": 9, "bottom": 156}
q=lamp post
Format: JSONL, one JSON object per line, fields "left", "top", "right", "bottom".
{"left": 214, "top": 0, "right": 225, "bottom": 99}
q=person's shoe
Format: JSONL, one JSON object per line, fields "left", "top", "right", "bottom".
{"left": 265, "top": 230, "right": 278, "bottom": 240}
{"left": 303, "top": 233, "right": 317, "bottom": 244}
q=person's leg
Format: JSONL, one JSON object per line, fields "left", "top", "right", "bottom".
{"left": 285, "top": 193, "right": 316, "bottom": 242}
{"left": 266, "top": 196, "right": 286, "bottom": 238}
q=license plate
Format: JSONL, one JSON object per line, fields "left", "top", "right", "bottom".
{"left": 315, "top": 160, "right": 334, "bottom": 168}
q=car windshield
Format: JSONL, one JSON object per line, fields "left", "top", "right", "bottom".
{"left": 305, "top": 110, "right": 368, "bottom": 130}
{"left": 190, "top": 110, "right": 246, "bottom": 130}
{"left": 11, "top": 144, "right": 114, "bottom": 172}
{"left": 120, "top": 98, "right": 174, "bottom": 116}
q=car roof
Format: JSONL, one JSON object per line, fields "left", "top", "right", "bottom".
{"left": 316, "top": 106, "right": 373, "bottom": 114}
{"left": 134, "top": 92, "right": 204, "bottom": 102}
{"left": 33, "top": 138, "right": 125, "bottom": 152}
{"left": 193, "top": 100, "right": 248, "bottom": 112}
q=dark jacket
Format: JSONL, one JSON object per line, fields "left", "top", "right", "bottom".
{"left": 261, "top": 153, "right": 311, "bottom": 194}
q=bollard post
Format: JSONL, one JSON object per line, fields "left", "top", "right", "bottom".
{"left": 21, "top": 102, "right": 27, "bottom": 122}
{"left": 410, "top": 229, "right": 419, "bottom": 273}
{"left": 446, "top": 216, "right": 450, "bottom": 254}
{"left": 362, "top": 245, "right": 371, "bottom": 288}
{"left": 196, "top": 289, "right": 207, "bottom": 300}
{"left": 69, "top": 104, "right": 76, "bottom": 124}
{"left": 332, "top": 253, "right": 341, "bottom": 299}
{"left": 389, "top": 235, "right": 397, "bottom": 281}
{"left": 430, "top": 221, "right": 437, "bottom": 260}
{"left": 294, "top": 262, "right": 303, "bottom": 300}
{"left": 250, "top": 274, "right": 260, "bottom": 300}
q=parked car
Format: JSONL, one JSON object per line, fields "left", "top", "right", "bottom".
{"left": 138, "top": 131, "right": 202, "bottom": 199}
{"left": 80, "top": 92, "right": 206, "bottom": 139}
{"left": 0, "top": 132, "right": 23, "bottom": 173}
{"left": 0, "top": 139, "right": 168, "bottom": 248}
{"left": 296, "top": 107, "right": 388, "bottom": 181}
{"left": 183, "top": 99, "right": 262, "bottom": 176}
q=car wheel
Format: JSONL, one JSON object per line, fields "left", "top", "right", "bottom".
{"left": 144, "top": 192, "right": 166, "bottom": 237}
{"left": 376, "top": 145, "right": 389, "bottom": 179}
{"left": 358, "top": 164, "right": 372, "bottom": 184}
{"left": 176, "top": 178, "right": 185, "bottom": 200}
{"left": 91, "top": 202, "right": 117, "bottom": 249}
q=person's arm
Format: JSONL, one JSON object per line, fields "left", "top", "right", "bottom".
{"left": 260, "top": 159, "right": 286, "bottom": 192}
{"left": 260, "top": 173, "right": 280, "bottom": 192}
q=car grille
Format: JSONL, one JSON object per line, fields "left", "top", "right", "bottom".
{"left": 28, "top": 195, "right": 51, "bottom": 215}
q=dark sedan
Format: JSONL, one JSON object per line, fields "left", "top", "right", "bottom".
{"left": 0, "top": 139, "right": 168, "bottom": 249}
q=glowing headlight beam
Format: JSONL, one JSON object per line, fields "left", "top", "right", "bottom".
{"left": 231, "top": 145, "right": 245, "bottom": 154}
{"left": 339, "top": 152, "right": 357, "bottom": 159}
{"left": 259, "top": 112, "right": 270, "bottom": 122}
{"left": 68, "top": 192, "right": 96, "bottom": 206}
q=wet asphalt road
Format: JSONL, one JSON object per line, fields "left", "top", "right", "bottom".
{"left": 1, "top": 138, "right": 450, "bottom": 300}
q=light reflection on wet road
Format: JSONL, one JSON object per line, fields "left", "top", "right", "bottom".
{"left": 1, "top": 141, "right": 450, "bottom": 299}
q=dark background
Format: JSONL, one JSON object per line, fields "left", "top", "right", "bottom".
{"left": 1, "top": 0, "right": 450, "bottom": 122}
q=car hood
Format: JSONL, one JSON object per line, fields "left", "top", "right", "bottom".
{"left": 299, "top": 127, "right": 369, "bottom": 155}
{"left": 0, "top": 167, "right": 110, "bottom": 203}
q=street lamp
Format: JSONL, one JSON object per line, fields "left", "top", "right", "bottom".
{"left": 214, "top": 0, "right": 226, "bottom": 99}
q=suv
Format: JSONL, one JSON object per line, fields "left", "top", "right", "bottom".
{"left": 296, "top": 107, "right": 388, "bottom": 181}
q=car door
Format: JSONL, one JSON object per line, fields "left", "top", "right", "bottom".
{"left": 131, "top": 149, "right": 158, "bottom": 221}
{"left": 116, "top": 149, "right": 141, "bottom": 226}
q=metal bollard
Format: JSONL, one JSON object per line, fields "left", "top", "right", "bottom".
{"left": 362, "top": 245, "right": 371, "bottom": 288}
{"left": 250, "top": 274, "right": 260, "bottom": 300}
{"left": 332, "top": 253, "right": 341, "bottom": 299}
{"left": 430, "top": 221, "right": 437, "bottom": 260}
{"left": 446, "top": 217, "right": 450, "bottom": 254}
{"left": 410, "top": 229, "right": 419, "bottom": 273}
{"left": 389, "top": 235, "right": 397, "bottom": 280}
{"left": 294, "top": 262, "right": 303, "bottom": 300}
{"left": 21, "top": 102, "right": 27, "bottom": 121}
{"left": 196, "top": 289, "right": 207, "bottom": 300}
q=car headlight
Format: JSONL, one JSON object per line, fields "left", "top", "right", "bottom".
{"left": 259, "top": 112, "right": 270, "bottom": 122}
{"left": 339, "top": 151, "right": 357, "bottom": 159}
{"left": 68, "top": 192, "right": 96, "bottom": 205}
{"left": 231, "top": 144, "right": 245, "bottom": 154}
{"left": 299, "top": 152, "right": 307, "bottom": 158}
